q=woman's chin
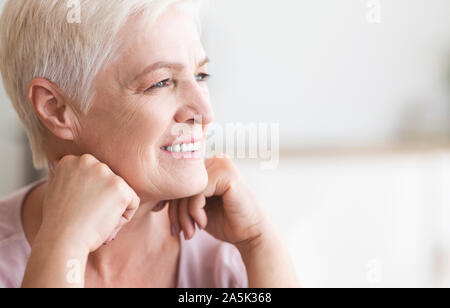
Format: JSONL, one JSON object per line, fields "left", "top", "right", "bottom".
{"left": 167, "top": 170, "right": 208, "bottom": 199}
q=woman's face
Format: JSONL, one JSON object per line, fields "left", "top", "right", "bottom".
{"left": 74, "top": 7, "right": 214, "bottom": 203}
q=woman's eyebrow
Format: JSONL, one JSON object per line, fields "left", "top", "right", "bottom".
{"left": 133, "top": 57, "right": 210, "bottom": 81}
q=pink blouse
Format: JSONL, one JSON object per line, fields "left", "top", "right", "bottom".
{"left": 0, "top": 178, "right": 248, "bottom": 288}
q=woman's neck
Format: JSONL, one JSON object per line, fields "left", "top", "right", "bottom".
{"left": 87, "top": 201, "right": 176, "bottom": 273}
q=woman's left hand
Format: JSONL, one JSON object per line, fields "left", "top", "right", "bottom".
{"left": 168, "top": 156, "right": 270, "bottom": 248}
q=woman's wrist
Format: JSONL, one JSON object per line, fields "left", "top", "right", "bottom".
{"left": 23, "top": 235, "right": 89, "bottom": 288}
{"left": 235, "top": 219, "right": 301, "bottom": 288}
{"left": 32, "top": 237, "right": 90, "bottom": 260}
{"left": 235, "top": 219, "right": 277, "bottom": 259}
{"left": 33, "top": 228, "right": 90, "bottom": 259}
{"left": 233, "top": 212, "right": 275, "bottom": 255}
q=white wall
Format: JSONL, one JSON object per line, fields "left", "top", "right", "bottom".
{"left": 201, "top": 0, "right": 450, "bottom": 146}
{"left": 236, "top": 151, "right": 450, "bottom": 287}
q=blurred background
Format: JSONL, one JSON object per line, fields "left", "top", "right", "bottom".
{"left": 1, "top": 0, "right": 450, "bottom": 287}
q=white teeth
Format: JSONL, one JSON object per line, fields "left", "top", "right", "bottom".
{"left": 173, "top": 144, "right": 181, "bottom": 153}
{"left": 181, "top": 143, "right": 188, "bottom": 152}
{"left": 163, "top": 142, "right": 201, "bottom": 153}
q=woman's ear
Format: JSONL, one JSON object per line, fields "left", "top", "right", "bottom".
{"left": 28, "top": 78, "right": 78, "bottom": 141}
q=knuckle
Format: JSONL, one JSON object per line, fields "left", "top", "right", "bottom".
{"left": 60, "top": 155, "right": 76, "bottom": 165}
{"left": 127, "top": 188, "right": 140, "bottom": 206}
{"left": 111, "top": 178, "right": 132, "bottom": 203}
{"left": 110, "top": 179, "right": 129, "bottom": 206}
{"left": 79, "top": 153, "right": 96, "bottom": 164}
{"left": 94, "top": 163, "right": 111, "bottom": 176}
{"left": 218, "top": 155, "right": 234, "bottom": 169}
{"left": 110, "top": 176, "right": 125, "bottom": 191}
{"left": 134, "top": 194, "right": 141, "bottom": 205}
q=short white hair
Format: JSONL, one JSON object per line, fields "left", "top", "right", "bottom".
{"left": 0, "top": 0, "right": 203, "bottom": 169}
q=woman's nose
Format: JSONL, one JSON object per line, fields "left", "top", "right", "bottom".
{"left": 175, "top": 85, "right": 214, "bottom": 126}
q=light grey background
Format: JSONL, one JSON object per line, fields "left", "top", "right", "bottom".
{"left": 201, "top": 0, "right": 450, "bottom": 146}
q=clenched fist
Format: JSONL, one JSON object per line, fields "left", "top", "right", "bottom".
{"left": 169, "top": 156, "right": 270, "bottom": 248}
{"left": 35, "top": 154, "right": 140, "bottom": 253}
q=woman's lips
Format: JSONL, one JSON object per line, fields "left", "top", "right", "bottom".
{"left": 160, "top": 148, "right": 203, "bottom": 160}
{"left": 160, "top": 138, "right": 202, "bottom": 149}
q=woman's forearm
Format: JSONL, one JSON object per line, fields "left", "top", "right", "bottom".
{"left": 236, "top": 222, "right": 300, "bottom": 288}
{"left": 21, "top": 238, "right": 89, "bottom": 288}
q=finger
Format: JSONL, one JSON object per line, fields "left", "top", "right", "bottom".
{"left": 173, "top": 199, "right": 183, "bottom": 235}
{"left": 188, "top": 194, "right": 208, "bottom": 230}
{"left": 105, "top": 216, "right": 127, "bottom": 243}
{"left": 203, "top": 169, "right": 233, "bottom": 199}
{"left": 178, "top": 197, "right": 195, "bottom": 240}
{"left": 202, "top": 196, "right": 224, "bottom": 238}
{"left": 122, "top": 190, "right": 140, "bottom": 222}
{"left": 50, "top": 155, "right": 74, "bottom": 174}
{"left": 204, "top": 157, "right": 215, "bottom": 169}
{"left": 168, "top": 200, "right": 181, "bottom": 236}
{"left": 204, "top": 155, "right": 231, "bottom": 169}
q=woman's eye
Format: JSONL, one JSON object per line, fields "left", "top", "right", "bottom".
{"left": 196, "top": 73, "right": 211, "bottom": 82}
{"left": 144, "top": 74, "right": 209, "bottom": 93}
{"left": 145, "top": 79, "right": 171, "bottom": 92}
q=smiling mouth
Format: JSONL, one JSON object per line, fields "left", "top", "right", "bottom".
{"left": 160, "top": 141, "right": 201, "bottom": 153}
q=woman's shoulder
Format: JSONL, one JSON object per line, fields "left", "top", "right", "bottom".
{"left": 0, "top": 178, "right": 47, "bottom": 241}
{"left": 177, "top": 224, "right": 248, "bottom": 288}
{"left": 0, "top": 178, "right": 46, "bottom": 288}
{"left": 0, "top": 185, "right": 30, "bottom": 242}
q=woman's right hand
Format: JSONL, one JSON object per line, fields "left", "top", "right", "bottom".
{"left": 35, "top": 154, "right": 141, "bottom": 253}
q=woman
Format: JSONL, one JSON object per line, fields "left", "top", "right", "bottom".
{"left": 0, "top": 0, "right": 299, "bottom": 288}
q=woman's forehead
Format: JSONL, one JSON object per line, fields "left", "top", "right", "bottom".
{"left": 100, "top": 12, "right": 205, "bottom": 87}
{"left": 122, "top": 8, "right": 200, "bottom": 53}
{"left": 115, "top": 8, "right": 204, "bottom": 72}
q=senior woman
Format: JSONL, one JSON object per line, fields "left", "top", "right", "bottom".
{"left": 0, "top": 0, "right": 299, "bottom": 288}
